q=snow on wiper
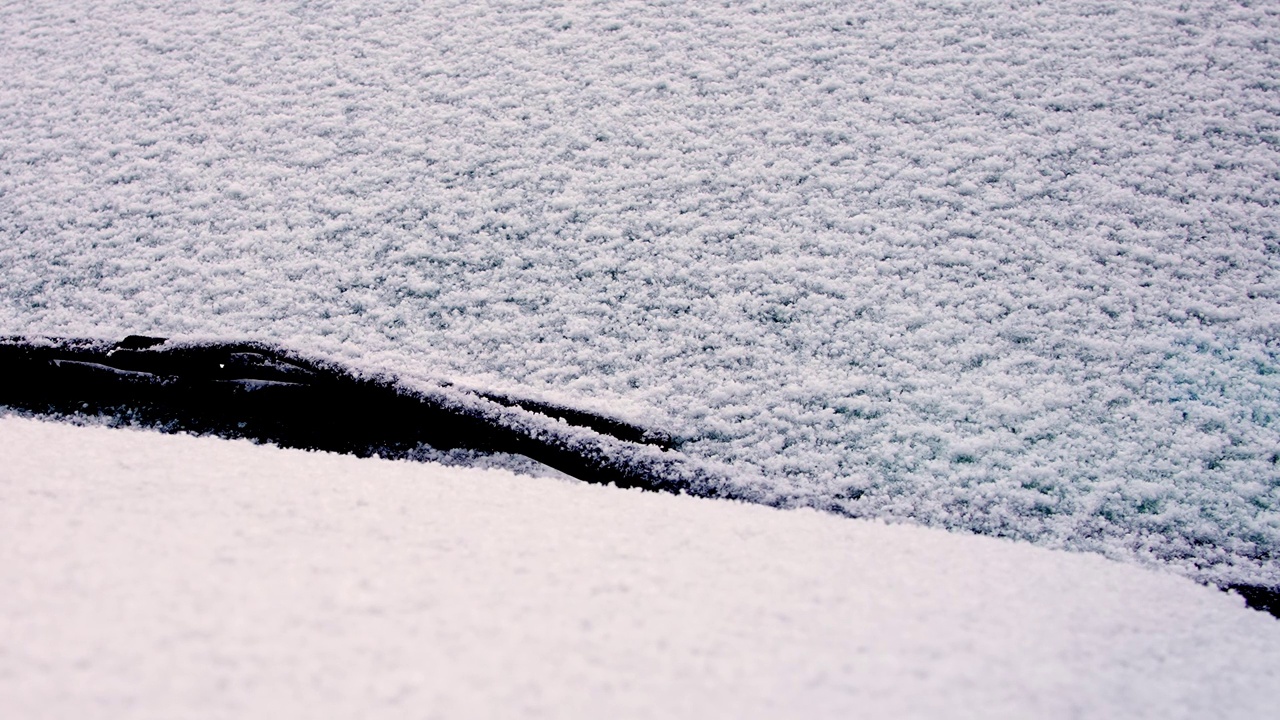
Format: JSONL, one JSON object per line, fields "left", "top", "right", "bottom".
{"left": 0, "top": 335, "right": 743, "bottom": 500}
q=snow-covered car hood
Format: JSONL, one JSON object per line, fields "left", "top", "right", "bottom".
{"left": 3, "top": 416, "right": 1278, "bottom": 718}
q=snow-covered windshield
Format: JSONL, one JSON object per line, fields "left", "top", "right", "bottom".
{"left": 1, "top": 1, "right": 1276, "bottom": 592}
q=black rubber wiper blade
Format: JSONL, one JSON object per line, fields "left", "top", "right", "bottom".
{"left": 0, "top": 335, "right": 722, "bottom": 497}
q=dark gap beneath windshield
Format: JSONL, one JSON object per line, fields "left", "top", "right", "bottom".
{"left": 1, "top": 335, "right": 1275, "bottom": 619}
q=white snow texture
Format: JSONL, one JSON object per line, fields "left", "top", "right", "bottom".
{"left": 1, "top": 1, "right": 1278, "bottom": 586}
{"left": 3, "top": 416, "right": 1279, "bottom": 719}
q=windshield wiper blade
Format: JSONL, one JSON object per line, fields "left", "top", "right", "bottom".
{"left": 0, "top": 335, "right": 727, "bottom": 498}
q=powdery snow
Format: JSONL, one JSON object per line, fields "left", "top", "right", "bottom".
{"left": 0, "top": 1, "right": 1277, "bottom": 586}
{"left": 1, "top": 416, "right": 1278, "bottom": 718}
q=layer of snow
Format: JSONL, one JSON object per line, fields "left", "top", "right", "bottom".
{"left": 1, "top": 1, "right": 1277, "bottom": 586}
{"left": 2, "top": 416, "right": 1278, "bottom": 718}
